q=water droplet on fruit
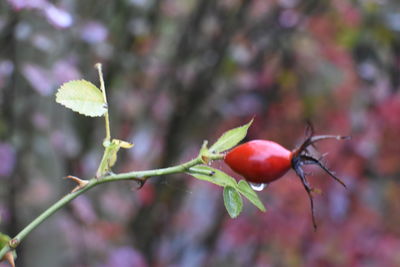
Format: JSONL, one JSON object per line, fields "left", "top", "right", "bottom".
{"left": 250, "top": 182, "right": 268, "bottom": 191}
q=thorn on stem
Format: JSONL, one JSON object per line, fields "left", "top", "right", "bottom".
{"left": 2, "top": 251, "right": 15, "bottom": 267}
{"left": 64, "top": 176, "right": 89, "bottom": 193}
{"left": 132, "top": 179, "right": 146, "bottom": 190}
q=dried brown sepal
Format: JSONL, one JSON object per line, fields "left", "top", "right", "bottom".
{"left": 201, "top": 155, "right": 210, "bottom": 165}
{"left": 291, "top": 123, "right": 350, "bottom": 230}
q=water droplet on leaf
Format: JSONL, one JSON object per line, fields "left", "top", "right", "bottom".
{"left": 250, "top": 182, "right": 268, "bottom": 191}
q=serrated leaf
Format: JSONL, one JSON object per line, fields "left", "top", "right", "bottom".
{"left": 187, "top": 166, "right": 237, "bottom": 188}
{"left": 209, "top": 119, "right": 253, "bottom": 153}
{"left": 223, "top": 186, "right": 243, "bottom": 218}
{"left": 56, "top": 80, "right": 107, "bottom": 117}
{"left": 237, "top": 180, "right": 266, "bottom": 212}
{"left": 96, "top": 139, "right": 134, "bottom": 177}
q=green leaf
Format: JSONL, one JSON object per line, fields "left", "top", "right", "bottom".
{"left": 237, "top": 180, "right": 266, "bottom": 212}
{"left": 0, "top": 233, "right": 10, "bottom": 249}
{"left": 96, "top": 139, "right": 134, "bottom": 178}
{"left": 0, "top": 233, "right": 17, "bottom": 266}
{"left": 187, "top": 166, "right": 237, "bottom": 188}
{"left": 56, "top": 80, "right": 107, "bottom": 117}
{"left": 209, "top": 119, "right": 253, "bottom": 153}
{"left": 223, "top": 186, "right": 243, "bottom": 218}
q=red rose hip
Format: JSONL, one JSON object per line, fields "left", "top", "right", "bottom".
{"left": 224, "top": 140, "right": 291, "bottom": 184}
{"left": 224, "top": 124, "right": 349, "bottom": 230}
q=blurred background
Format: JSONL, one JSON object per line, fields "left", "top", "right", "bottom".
{"left": 1, "top": 0, "right": 400, "bottom": 266}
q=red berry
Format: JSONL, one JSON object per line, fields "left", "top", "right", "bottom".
{"left": 224, "top": 140, "right": 292, "bottom": 184}
{"left": 224, "top": 124, "right": 349, "bottom": 230}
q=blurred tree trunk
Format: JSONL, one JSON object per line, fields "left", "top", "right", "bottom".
{"left": 130, "top": 1, "right": 254, "bottom": 263}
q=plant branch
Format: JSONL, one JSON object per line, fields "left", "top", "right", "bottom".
{"left": 0, "top": 153, "right": 224, "bottom": 259}
{"left": 95, "top": 63, "right": 111, "bottom": 142}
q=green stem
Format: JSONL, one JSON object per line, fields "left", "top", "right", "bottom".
{"left": 95, "top": 63, "right": 111, "bottom": 178}
{"left": 95, "top": 63, "right": 111, "bottom": 142}
{"left": 104, "top": 113, "right": 111, "bottom": 142}
{"left": 0, "top": 153, "right": 224, "bottom": 259}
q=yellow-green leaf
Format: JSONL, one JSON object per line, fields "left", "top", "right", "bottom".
{"left": 96, "top": 139, "right": 133, "bottom": 178}
{"left": 187, "top": 166, "right": 237, "bottom": 188}
{"left": 209, "top": 119, "right": 253, "bottom": 153}
{"left": 237, "top": 180, "right": 266, "bottom": 212}
{"left": 0, "top": 233, "right": 10, "bottom": 249}
{"left": 223, "top": 186, "right": 243, "bottom": 218}
{"left": 118, "top": 140, "right": 134, "bottom": 149}
{"left": 0, "top": 232, "right": 16, "bottom": 267}
{"left": 56, "top": 80, "right": 107, "bottom": 117}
